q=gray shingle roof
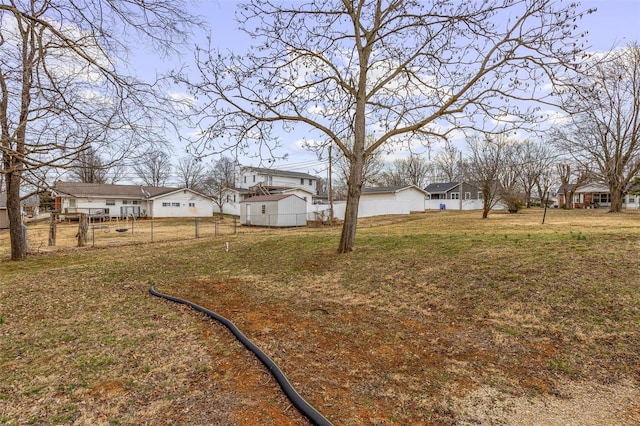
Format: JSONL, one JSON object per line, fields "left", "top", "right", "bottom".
{"left": 53, "top": 182, "right": 179, "bottom": 199}
{"left": 362, "top": 185, "right": 426, "bottom": 194}
{"left": 240, "top": 194, "right": 297, "bottom": 203}
{"left": 424, "top": 182, "right": 461, "bottom": 194}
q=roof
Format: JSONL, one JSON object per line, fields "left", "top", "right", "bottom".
{"left": 53, "top": 182, "right": 180, "bottom": 199}
{"left": 363, "top": 185, "right": 427, "bottom": 195}
{"left": 242, "top": 166, "right": 317, "bottom": 180}
{"left": 240, "top": 194, "right": 302, "bottom": 203}
{"left": 424, "top": 182, "right": 462, "bottom": 193}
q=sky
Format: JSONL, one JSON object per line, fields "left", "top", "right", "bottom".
{"left": 138, "top": 0, "right": 640, "bottom": 180}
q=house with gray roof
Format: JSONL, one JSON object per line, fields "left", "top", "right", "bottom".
{"left": 52, "top": 181, "right": 213, "bottom": 219}
{"left": 240, "top": 194, "right": 307, "bottom": 227}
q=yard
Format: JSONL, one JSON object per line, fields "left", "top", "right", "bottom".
{"left": 1, "top": 209, "right": 639, "bottom": 425}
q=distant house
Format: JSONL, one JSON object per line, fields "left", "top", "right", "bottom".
{"left": 240, "top": 194, "right": 307, "bottom": 227}
{"left": 235, "top": 166, "right": 321, "bottom": 201}
{"left": 0, "top": 193, "right": 8, "bottom": 229}
{"left": 556, "top": 181, "right": 640, "bottom": 209}
{"left": 52, "top": 182, "right": 214, "bottom": 219}
{"left": 330, "top": 185, "right": 427, "bottom": 220}
{"left": 424, "top": 182, "right": 485, "bottom": 210}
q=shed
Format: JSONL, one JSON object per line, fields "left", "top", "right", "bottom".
{"left": 0, "top": 193, "right": 8, "bottom": 229}
{"left": 240, "top": 194, "right": 307, "bottom": 227}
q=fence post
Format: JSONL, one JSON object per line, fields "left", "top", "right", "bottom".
{"left": 215, "top": 218, "right": 219, "bottom": 237}
{"left": 77, "top": 213, "right": 88, "bottom": 247}
{"left": 48, "top": 212, "right": 57, "bottom": 246}
{"left": 195, "top": 217, "right": 199, "bottom": 238}
{"left": 151, "top": 219, "right": 154, "bottom": 242}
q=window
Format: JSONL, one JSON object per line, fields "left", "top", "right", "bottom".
{"left": 450, "top": 192, "right": 459, "bottom": 200}
{"left": 309, "top": 179, "right": 313, "bottom": 186}
{"left": 106, "top": 200, "right": 115, "bottom": 206}
{"left": 69, "top": 199, "right": 76, "bottom": 208}
{"left": 253, "top": 175, "right": 256, "bottom": 183}
{"left": 598, "top": 193, "right": 611, "bottom": 203}
{"left": 244, "top": 176, "right": 247, "bottom": 184}
{"left": 132, "top": 200, "right": 140, "bottom": 205}
{"left": 122, "top": 200, "right": 129, "bottom": 205}
{"left": 261, "top": 204, "right": 266, "bottom": 214}
{"left": 189, "top": 202, "right": 195, "bottom": 207}
{"left": 465, "top": 192, "right": 471, "bottom": 200}
{"left": 477, "top": 192, "right": 483, "bottom": 200}
{"left": 300, "top": 178, "right": 304, "bottom": 184}
{"left": 162, "top": 202, "right": 170, "bottom": 207}
{"left": 629, "top": 195, "right": 636, "bottom": 203}
{"left": 172, "top": 202, "right": 180, "bottom": 207}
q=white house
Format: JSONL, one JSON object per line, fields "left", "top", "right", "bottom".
{"left": 236, "top": 166, "right": 319, "bottom": 195}
{"left": 240, "top": 194, "right": 307, "bottom": 227}
{"left": 328, "top": 185, "right": 427, "bottom": 220}
{"left": 53, "top": 182, "right": 214, "bottom": 219}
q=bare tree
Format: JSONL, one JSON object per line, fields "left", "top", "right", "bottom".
{"left": 434, "top": 140, "right": 465, "bottom": 182}
{"left": 516, "top": 139, "right": 557, "bottom": 207}
{"left": 68, "top": 145, "right": 108, "bottom": 184}
{"left": 0, "top": 1, "right": 199, "bottom": 260}
{"left": 133, "top": 150, "right": 172, "bottom": 187}
{"left": 554, "top": 43, "right": 640, "bottom": 212}
{"left": 556, "top": 163, "right": 591, "bottom": 209}
{"left": 381, "top": 154, "right": 431, "bottom": 188}
{"left": 466, "top": 134, "right": 509, "bottom": 218}
{"left": 176, "top": 0, "right": 594, "bottom": 253}
{"left": 175, "top": 155, "right": 207, "bottom": 191}
{"left": 201, "top": 156, "right": 236, "bottom": 215}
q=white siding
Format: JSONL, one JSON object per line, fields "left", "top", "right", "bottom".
{"left": 152, "top": 190, "right": 213, "bottom": 218}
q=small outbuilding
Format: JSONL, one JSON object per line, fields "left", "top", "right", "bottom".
{"left": 240, "top": 194, "right": 307, "bottom": 227}
{"left": 0, "top": 193, "right": 8, "bottom": 229}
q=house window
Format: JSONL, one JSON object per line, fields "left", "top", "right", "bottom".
{"left": 253, "top": 175, "right": 256, "bottom": 183}
{"left": 477, "top": 192, "right": 483, "bottom": 200}
{"left": 162, "top": 202, "right": 170, "bottom": 207}
{"left": 106, "top": 200, "right": 115, "bottom": 206}
{"left": 598, "top": 193, "right": 611, "bottom": 203}
{"left": 233, "top": 194, "right": 236, "bottom": 202}
{"left": 629, "top": 195, "right": 636, "bottom": 203}
{"left": 131, "top": 200, "right": 140, "bottom": 205}
{"left": 465, "top": 192, "right": 471, "bottom": 200}
{"left": 172, "top": 202, "right": 180, "bottom": 207}
{"left": 450, "top": 192, "right": 459, "bottom": 200}
{"left": 189, "top": 202, "right": 195, "bottom": 207}
{"left": 122, "top": 200, "right": 129, "bottom": 205}
{"left": 244, "top": 176, "right": 247, "bottom": 184}
{"left": 261, "top": 205, "right": 266, "bottom": 214}
{"left": 68, "top": 199, "right": 76, "bottom": 208}
{"left": 300, "top": 178, "right": 304, "bottom": 184}
{"left": 309, "top": 179, "right": 313, "bottom": 186}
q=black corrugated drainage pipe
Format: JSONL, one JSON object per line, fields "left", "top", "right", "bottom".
{"left": 149, "top": 286, "right": 333, "bottom": 426}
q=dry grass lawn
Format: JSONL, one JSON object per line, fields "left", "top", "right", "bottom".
{"left": 1, "top": 208, "right": 639, "bottom": 425}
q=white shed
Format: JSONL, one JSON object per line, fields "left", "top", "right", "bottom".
{"left": 240, "top": 194, "right": 307, "bottom": 227}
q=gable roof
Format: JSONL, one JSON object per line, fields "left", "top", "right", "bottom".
{"left": 363, "top": 185, "right": 427, "bottom": 195}
{"left": 240, "top": 194, "right": 303, "bottom": 203}
{"left": 242, "top": 166, "right": 317, "bottom": 180}
{"left": 424, "top": 182, "right": 462, "bottom": 193}
{"left": 53, "top": 182, "right": 179, "bottom": 199}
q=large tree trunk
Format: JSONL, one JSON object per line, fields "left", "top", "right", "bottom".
{"left": 338, "top": 156, "right": 365, "bottom": 253}
{"left": 6, "top": 173, "right": 26, "bottom": 260}
{"left": 609, "top": 187, "right": 625, "bottom": 213}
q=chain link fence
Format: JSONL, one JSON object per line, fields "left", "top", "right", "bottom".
{"left": 14, "top": 216, "right": 246, "bottom": 253}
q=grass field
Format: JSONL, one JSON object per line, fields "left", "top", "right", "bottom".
{"left": 1, "top": 208, "right": 639, "bottom": 425}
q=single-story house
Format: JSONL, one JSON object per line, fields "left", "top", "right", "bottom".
{"left": 328, "top": 185, "right": 427, "bottom": 220}
{"left": 240, "top": 194, "right": 307, "bottom": 227}
{"left": 556, "top": 181, "right": 640, "bottom": 209}
{"left": 52, "top": 181, "right": 214, "bottom": 219}
{"left": 424, "top": 182, "right": 485, "bottom": 210}
{"left": 0, "top": 193, "right": 8, "bottom": 229}
{"left": 425, "top": 182, "right": 483, "bottom": 200}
